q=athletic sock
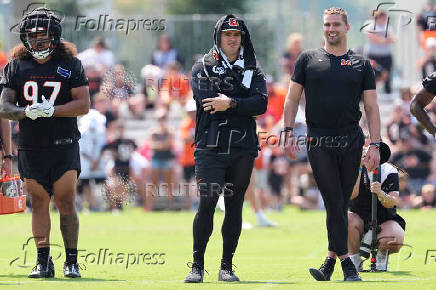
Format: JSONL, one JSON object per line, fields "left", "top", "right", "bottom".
{"left": 349, "top": 253, "right": 362, "bottom": 272}
{"left": 65, "top": 248, "right": 78, "bottom": 264}
{"left": 193, "top": 250, "right": 204, "bottom": 269}
{"left": 220, "top": 258, "right": 232, "bottom": 271}
{"left": 37, "top": 247, "right": 50, "bottom": 265}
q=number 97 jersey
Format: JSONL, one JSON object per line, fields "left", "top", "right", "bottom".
{"left": 1, "top": 56, "right": 89, "bottom": 149}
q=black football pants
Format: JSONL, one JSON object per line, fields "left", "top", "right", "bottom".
{"left": 192, "top": 149, "right": 255, "bottom": 267}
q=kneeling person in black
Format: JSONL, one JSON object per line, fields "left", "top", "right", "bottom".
{"left": 0, "top": 8, "right": 90, "bottom": 278}
{"left": 185, "top": 14, "right": 267, "bottom": 283}
{"left": 348, "top": 142, "right": 405, "bottom": 272}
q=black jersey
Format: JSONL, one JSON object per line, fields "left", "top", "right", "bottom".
{"left": 292, "top": 48, "right": 376, "bottom": 129}
{"left": 103, "top": 138, "right": 137, "bottom": 173}
{"left": 1, "top": 56, "right": 88, "bottom": 149}
{"left": 349, "top": 163, "right": 400, "bottom": 223}
{"left": 422, "top": 71, "right": 436, "bottom": 94}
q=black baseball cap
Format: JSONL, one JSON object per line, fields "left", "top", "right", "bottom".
{"left": 221, "top": 16, "right": 244, "bottom": 33}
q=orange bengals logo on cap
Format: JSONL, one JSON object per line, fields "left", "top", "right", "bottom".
{"left": 341, "top": 59, "right": 352, "bottom": 66}
{"left": 228, "top": 18, "right": 239, "bottom": 26}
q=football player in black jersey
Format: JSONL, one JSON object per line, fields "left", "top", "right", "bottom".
{"left": 410, "top": 71, "right": 436, "bottom": 137}
{"left": 0, "top": 8, "right": 90, "bottom": 278}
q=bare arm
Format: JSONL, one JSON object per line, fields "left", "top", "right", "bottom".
{"left": 53, "top": 86, "right": 90, "bottom": 117}
{"left": 410, "top": 88, "right": 436, "bottom": 136}
{"left": 0, "top": 88, "right": 25, "bottom": 121}
{"left": 1, "top": 118, "right": 11, "bottom": 155}
{"left": 363, "top": 89, "right": 381, "bottom": 143}
{"left": 350, "top": 169, "right": 362, "bottom": 200}
{"left": 378, "top": 191, "right": 400, "bottom": 208}
{"left": 283, "top": 81, "right": 304, "bottom": 129}
{"left": 0, "top": 118, "right": 12, "bottom": 176}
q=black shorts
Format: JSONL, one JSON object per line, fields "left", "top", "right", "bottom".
{"left": 77, "top": 177, "right": 106, "bottom": 194}
{"left": 353, "top": 211, "right": 407, "bottom": 232}
{"left": 18, "top": 142, "right": 81, "bottom": 196}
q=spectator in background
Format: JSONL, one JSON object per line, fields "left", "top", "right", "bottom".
{"left": 78, "top": 37, "right": 114, "bottom": 74}
{"left": 416, "top": 1, "right": 436, "bottom": 49}
{"left": 160, "top": 61, "right": 192, "bottom": 108}
{"left": 152, "top": 34, "right": 183, "bottom": 69}
{"left": 103, "top": 122, "right": 137, "bottom": 212}
{"left": 417, "top": 37, "right": 436, "bottom": 79}
{"left": 78, "top": 109, "right": 107, "bottom": 211}
{"left": 399, "top": 87, "right": 413, "bottom": 113}
{"left": 386, "top": 104, "right": 410, "bottom": 146}
{"left": 146, "top": 109, "right": 175, "bottom": 211}
{"left": 280, "top": 33, "right": 303, "bottom": 85}
{"left": 391, "top": 136, "right": 432, "bottom": 194}
{"left": 179, "top": 100, "right": 196, "bottom": 210}
{"left": 141, "top": 64, "right": 163, "bottom": 110}
{"left": 397, "top": 170, "right": 413, "bottom": 208}
{"left": 101, "top": 65, "right": 136, "bottom": 119}
{"left": 246, "top": 128, "right": 277, "bottom": 226}
{"left": 268, "top": 146, "right": 289, "bottom": 211}
{"left": 364, "top": 10, "right": 395, "bottom": 93}
{"left": 290, "top": 171, "right": 324, "bottom": 210}
{"left": 93, "top": 93, "right": 117, "bottom": 142}
{"left": 101, "top": 64, "right": 135, "bottom": 101}
{"left": 265, "top": 75, "right": 287, "bottom": 124}
{"left": 84, "top": 65, "right": 103, "bottom": 100}
{"left": 417, "top": 184, "right": 436, "bottom": 208}
{"left": 369, "top": 58, "right": 388, "bottom": 86}
{"left": 129, "top": 150, "right": 150, "bottom": 211}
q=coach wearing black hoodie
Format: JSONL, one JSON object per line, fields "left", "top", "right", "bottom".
{"left": 184, "top": 15, "right": 267, "bottom": 283}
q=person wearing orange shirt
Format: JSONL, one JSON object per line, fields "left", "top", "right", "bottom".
{"left": 180, "top": 100, "right": 196, "bottom": 209}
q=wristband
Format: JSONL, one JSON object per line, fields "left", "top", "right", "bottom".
{"left": 369, "top": 142, "right": 380, "bottom": 149}
{"left": 3, "top": 154, "right": 13, "bottom": 160}
{"left": 284, "top": 127, "right": 294, "bottom": 132}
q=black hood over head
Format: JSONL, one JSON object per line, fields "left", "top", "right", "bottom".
{"left": 200, "top": 14, "right": 258, "bottom": 91}
{"left": 214, "top": 14, "right": 256, "bottom": 68}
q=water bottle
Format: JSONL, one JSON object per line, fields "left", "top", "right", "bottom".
{"left": 1, "top": 177, "right": 17, "bottom": 197}
{"left": 14, "top": 175, "right": 23, "bottom": 196}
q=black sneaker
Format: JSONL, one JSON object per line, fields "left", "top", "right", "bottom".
{"left": 63, "top": 262, "right": 82, "bottom": 278}
{"left": 341, "top": 257, "right": 362, "bottom": 281}
{"left": 28, "top": 256, "right": 55, "bottom": 278}
{"left": 184, "top": 262, "right": 204, "bottom": 283}
{"left": 309, "top": 257, "right": 336, "bottom": 281}
{"left": 218, "top": 263, "right": 239, "bottom": 282}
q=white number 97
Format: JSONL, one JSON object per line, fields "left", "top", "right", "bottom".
{"left": 23, "top": 81, "right": 61, "bottom": 105}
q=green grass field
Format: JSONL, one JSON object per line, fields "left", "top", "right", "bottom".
{"left": 1, "top": 206, "right": 435, "bottom": 289}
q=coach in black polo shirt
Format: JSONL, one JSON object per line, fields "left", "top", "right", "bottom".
{"left": 283, "top": 7, "right": 381, "bottom": 281}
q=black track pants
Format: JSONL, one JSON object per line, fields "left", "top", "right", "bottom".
{"left": 192, "top": 149, "right": 255, "bottom": 266}
{"left": 307, "top": 126, "right": 364, "bottom": 256}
